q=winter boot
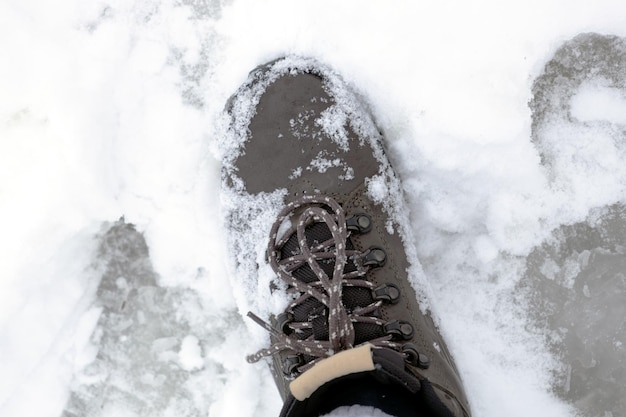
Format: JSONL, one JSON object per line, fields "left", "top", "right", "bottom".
{"left": 222, "top": 57, "right": 471, "bottom": 417}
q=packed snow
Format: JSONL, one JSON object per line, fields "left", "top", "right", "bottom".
{"left": 1, "top": 1, "right": 626, "bottom": 417}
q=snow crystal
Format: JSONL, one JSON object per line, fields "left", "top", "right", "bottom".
{"left": 316, "top": 104, "right": 350, "bottom": 151}
{"left": 339, "top": 166, "right": 354, "bottom": 181}
{"left": 307, "top": 154, "right": 342, "bottom": 174}
{"left": 289, "top": 166, "right": 303, "bottom": 179}
{"left": 289, "top": 109, "right": 317, "bottom": 139}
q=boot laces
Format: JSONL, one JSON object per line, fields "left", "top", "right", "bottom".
{"left": 246, "top": 195, "right": 402, "bottom": 373}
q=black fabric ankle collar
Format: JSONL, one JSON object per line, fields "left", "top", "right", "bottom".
{"left": 279, "top": 348, "right": 456, "bottom": 417}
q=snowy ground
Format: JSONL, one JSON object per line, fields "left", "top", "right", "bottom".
{"left": 1, "top": 1, "right": 626, "bottom": 416}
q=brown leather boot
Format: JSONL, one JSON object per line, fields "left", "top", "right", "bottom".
{"left": 222, "top": 57, "right": 471, "bottom": 417}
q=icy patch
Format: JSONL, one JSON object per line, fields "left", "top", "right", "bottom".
{"left": 522, "top": 205, "right": 626, "bottom": 417}
{"left": 523, "top": 33, "right": 626, "bottom": 417}
{"left": 60, "top": 221, "right": 244, "bottom": 417}
{"left": 530, "top": 33, "right": 626, "bottom": 216}
{"left": 538, "top": 257, "right": 581, "bottom": 289}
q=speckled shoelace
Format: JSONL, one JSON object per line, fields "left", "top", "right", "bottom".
{"left": 246, "top": 194, "right": 403, "bottom": 372}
